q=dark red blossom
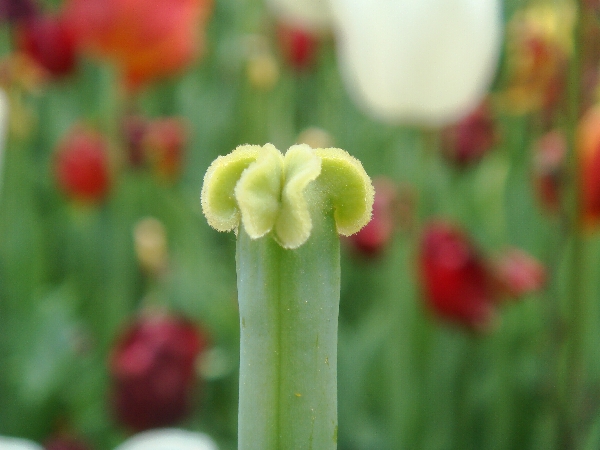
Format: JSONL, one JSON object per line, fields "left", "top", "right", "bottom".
{"left": 109, "top": 312, "right": 208, "bottom": 431}
{"left": 441, "top": 100, "right": 498, "bottom": 166}
{"left": 17, "top": 14, "right": 77, "bottom": 77}
{"left": 419, "top": 221, "right": 497, "bottom": 331}
{"left": 0, "top": 0, "right": 37, "bottom": 23}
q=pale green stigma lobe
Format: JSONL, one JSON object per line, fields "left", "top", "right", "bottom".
{"left": 201, "top": 143, "right": 374, "bottom": 249}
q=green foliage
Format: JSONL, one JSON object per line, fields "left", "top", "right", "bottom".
{"left": 1, "top": 0, "right": 599, "bottom": 449}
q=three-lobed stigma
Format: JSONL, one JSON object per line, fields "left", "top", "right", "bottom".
{"left": 201, "top": 143, "right": 374, "bottom": 249}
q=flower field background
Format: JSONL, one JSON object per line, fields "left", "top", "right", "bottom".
{"left": 1, "top": 0, "right": 600, "bottom": 449}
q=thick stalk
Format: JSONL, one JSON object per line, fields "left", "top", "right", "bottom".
{"left": 236, "top": 201, "right": 339, "bottom": 450}
{"left": 564, "top": 2, "right": 584, "bottom": 447}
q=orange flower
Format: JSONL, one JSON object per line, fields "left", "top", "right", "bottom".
{"left": 499, "top": 5, "right": 572, "bottom": 116}
{"left": 578, "top": 106, "right": 600, "bottom": 228}
{"left": 65, "top": 0, "right": 212, "bottom": 90}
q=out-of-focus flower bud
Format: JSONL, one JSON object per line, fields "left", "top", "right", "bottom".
{"left": 44, "top": 435, "right": 93, "bottom": 450}
{"left": 0, "top": 53, "right": 45, "bottom": 94}
{"left": 109, "top": 311, "right": 209, "bottom": 431}
{"left": 578, "top": 105, "right": 600, "bottom": 229}
{"left": 419, "top": 221, "right": 497, "bottom": 331}
{"left": 441, "top": 100, "right": 498, "bottom": 167}
{"left": 65, "top": 0, "right": 212, "bottom": 91}
{"left": 499, "top": 5, "right": 572, "bottom": 115}
{"left": 246, "top": 52, "right": 279, "bottom": 91}
{"left": 114, "top": 429, "right": 218, "bottom": 450}
{"left": 532, "top": 129, "right": 566, "bottom": 213}
{"left": 133, "top": 217, "right": 168, "bottom": 276}
{"left": 492, "top": 248, "right": 546, "bottom": 299}
{"left": 17, "top": 14, "right": 77, "bottom": 78}
{"left": 143, "top": 118, "right": 187, "bottom": 182}
{"left": 122, "top": 115, "right": 149, "bottom": 168}
{"left": 276, "top": 22, "right": 320, "bottom": 71}
{"left": 296, "top": 127, "right": 334, "bottom": 149}
{"left": 0, "top": 0, "right": 37, "bottom": 23}
{"left": 266, "top": 0, "right": 331, "bottom": 32}
{"left": 0, "top": 437, "right": 43, "bottom": 450}
{"left": 329, "top": 0, "right": 502, "bottom": 125}
{"left": 243, "top": 34, "right": 279, "bottom": 91}
{"left": 346, "top": 177, "right": 399, "bottom": 257}
{"left": 54, "top": 127, "right": 111, "bottom": 204}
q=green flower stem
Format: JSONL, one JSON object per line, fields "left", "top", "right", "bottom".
{"left": 564, "top": 1, "right": 585, "bottom": 446}
{"left": 236, "top": 193, "right": 339, "bottom": 450}
{"left": 201, "top": 143, "right": 373, "bottom": 450}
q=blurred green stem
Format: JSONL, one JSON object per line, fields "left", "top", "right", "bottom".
{"left": 563, "top": 1, "right": 585, "bottom": 447}
{"left": 419, "top": 128, "right": 439, "bottom": 220}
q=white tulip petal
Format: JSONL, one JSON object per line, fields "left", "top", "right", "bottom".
{"left": 330, "top": 0, "right": 502, "bottom": 125}
{"left": 114, "top": 429, "right": 218, "bottom": 450}
{"left": 0, "top": 436, "right": 43, "bottom": 450}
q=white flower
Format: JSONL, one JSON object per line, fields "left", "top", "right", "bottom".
{"left": 113, "top": 429, "right": 218, "bottom": 450}
{"left": 0, "top": 436, "right": 43, "bottom": 450}
{"left": 265, "top": 0, "right": 331, "bottom": 31}
{"left": 329, "top": 0, "right": 503, "bottom": 126}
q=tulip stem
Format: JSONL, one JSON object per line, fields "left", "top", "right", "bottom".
{"left": 236, "top": 206, "right": 339, "bottom": 450}
{"left": 201, "top": 143, "right": 374, "bottom": 450}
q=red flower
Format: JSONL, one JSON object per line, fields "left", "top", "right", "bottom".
{"left": 347, "top": 177, "right": 400, "bottom": 257}
{"left": 17, "top": 14, "right": 77, "bottom": 77}
{"left": 492, "top": 248, "right": 546, "bottom": 299}
{"left": 532, "top": 130, "right": 566, "bottom": 213}
{"left": 109, "top": 311, "right": 209, "bottom": 431}
{"left": 276, "top": 23, "right": 319, "bottom": 71}
{"left": 419, "top": 221, "right": 497, "bottom": 330}
{"left": 65, "top": 0, "right": 212, "bottom": 90}
{"left": 54, "top": 127, "right": 111, "bottom": 204}
{"left": 578, "top": 106, "right": 600, "bottom": 228}
{"left": 441, "top": 100, "right": 498, "bottom": 166}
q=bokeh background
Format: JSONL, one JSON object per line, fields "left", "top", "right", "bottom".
{"left": 1, "top": 0, "right": 600, "bottom": 449}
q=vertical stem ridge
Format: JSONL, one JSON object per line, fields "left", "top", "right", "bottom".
{"left": 236, "top": 205, "right": 339, "bottom": 450}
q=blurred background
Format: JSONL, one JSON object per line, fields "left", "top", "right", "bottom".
{"left": 1, "top": 0, "right": 600, "bottom": 448}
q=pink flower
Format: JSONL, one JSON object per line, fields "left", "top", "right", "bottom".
{"left": 492, "top": 248, "right": 546, "bottom": 298}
